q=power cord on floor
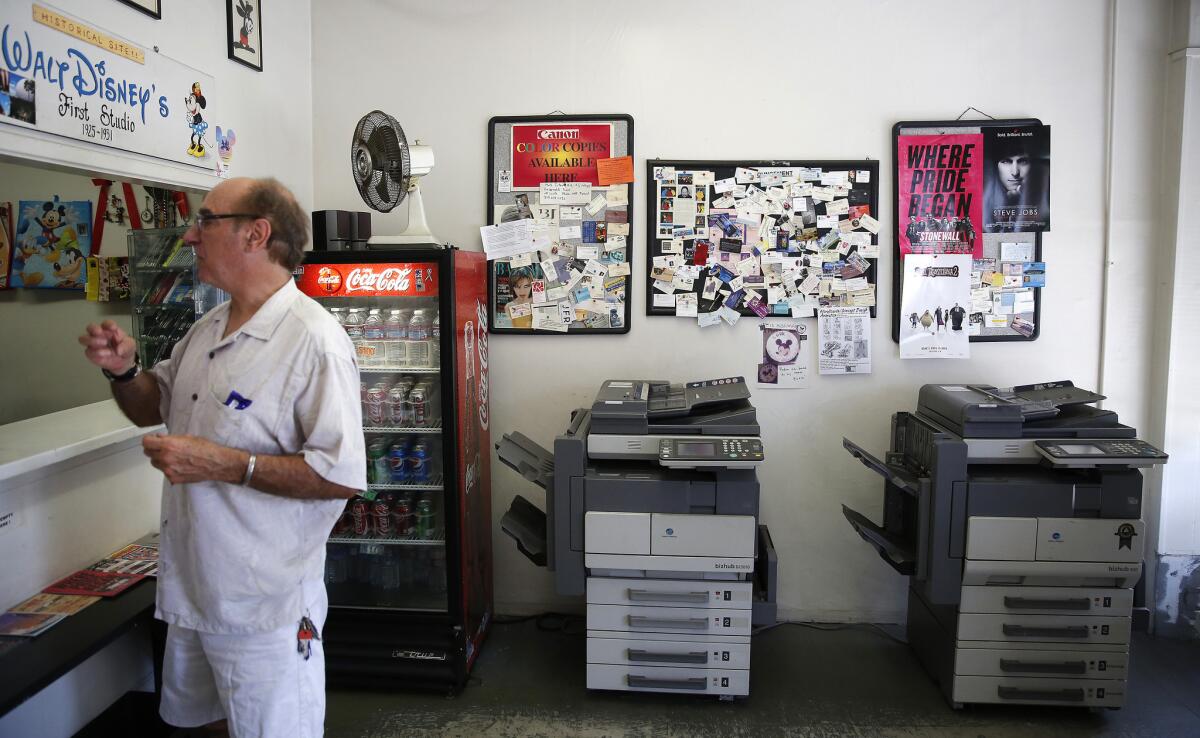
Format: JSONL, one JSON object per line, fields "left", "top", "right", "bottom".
{"left": 753, "top": 620, "right": 908, "bottom": 645}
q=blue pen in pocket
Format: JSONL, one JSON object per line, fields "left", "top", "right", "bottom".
{"left": 225, "top": 390, "right": 253, "bottom": 410}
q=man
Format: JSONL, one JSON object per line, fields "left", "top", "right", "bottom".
{"left": 78, "top": 177, "right": 365, "bottom": 736}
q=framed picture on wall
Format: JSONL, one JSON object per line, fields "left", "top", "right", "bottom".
{"left": 116, "top": 0, "right": 161, "bottom": 19}
{"left": 226, "top": 0, "right": 263, "bottom": 72}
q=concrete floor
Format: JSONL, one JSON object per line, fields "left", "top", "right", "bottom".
{"left": 323, "top": 620, "right": 1200, "bottom": 738}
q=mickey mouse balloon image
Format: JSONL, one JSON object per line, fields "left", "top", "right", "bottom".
{"left": 757, "top": 323, "right": 806, "bottom": 388}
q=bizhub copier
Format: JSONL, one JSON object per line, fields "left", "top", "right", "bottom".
{"left": 843, "top": 382, "right": 1167, "bottom": 709}
{"left": 498, "top": 377, "right": 777, "bottom": 698}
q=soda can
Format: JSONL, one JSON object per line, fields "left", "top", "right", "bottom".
{"left": 372, "top": 494, "right": 393, "bottom": 538}
{"left": 410, "top": 387, "right": 427, "bottom": 427}
{"left": 386, "top": 387, "right": 407, "bottom": 426}
{"left": 408, "top": 441, "right": 430, "bottom": 483}
{"left": 392, "top": 499, "right": 412, "bottom": 536}
{"left": 388, "top": 441, "right": 409, "bottom": 483}
{"left": 416, "top": 499, "right": 434, "bottom": 539}
{"left": 351, "top": 498, "right": 372, "bottom": 537}
{"left": 368, "top": 440, "right": 390, "bottom": 484}
{"left": 365, "top": 387, "right": 385, "bottom": 426}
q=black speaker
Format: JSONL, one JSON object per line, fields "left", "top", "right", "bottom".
{"left": 312, "top": 210, "right": 352, "bottom": 251}
{"left": 350, "top": 211, "right": 371, "bottom": 250}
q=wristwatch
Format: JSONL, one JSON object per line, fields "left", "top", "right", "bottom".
{"left": 102, "top": 362, "right": 141, "bottom": 383}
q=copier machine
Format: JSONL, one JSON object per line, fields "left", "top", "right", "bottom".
{"left": 497, "top": 377, "right": 778, "bottom": 698}
{"left": 842, "top": 382, "right": 1168, "bottom": 709}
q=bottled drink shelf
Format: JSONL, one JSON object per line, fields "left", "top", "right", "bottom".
{"left": 359, "top": 366, "right": 440, "bottom": 374}
{"left": 363, "top": 420, "right": 443, "bottom": 434}
{"left": 366, "top": 476, "right": 444, "bottom": 493}
{"left": 328, "top": 530, "right": 446, "bottom": 547}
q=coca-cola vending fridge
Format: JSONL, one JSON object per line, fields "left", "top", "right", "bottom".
{"left": 294, "top": 246, "right": 492, "bottom": 693}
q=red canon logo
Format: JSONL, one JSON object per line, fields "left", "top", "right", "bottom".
{"left": 316, "top": 267, "right": 342, "bottom": 293}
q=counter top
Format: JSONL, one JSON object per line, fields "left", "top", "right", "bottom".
{"left": 0, "top": 401, "right": 160, "bottom": 483}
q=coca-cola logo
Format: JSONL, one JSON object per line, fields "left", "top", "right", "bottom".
{"left": 315, "top": 266, "right": 342, "bottom": 293}
{"left": 345, "top": 267, "right": 413, "bottom": 294}
{"left": 475, "top": 300, "right": 489, "bottom": 430}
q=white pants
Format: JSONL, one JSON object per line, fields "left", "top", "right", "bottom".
{"left": 159, "top": 600, "right": 327, "bottom": 738}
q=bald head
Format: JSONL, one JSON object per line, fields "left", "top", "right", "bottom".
{"left": 217, "top": 177, "right": 309, "bottom": 270}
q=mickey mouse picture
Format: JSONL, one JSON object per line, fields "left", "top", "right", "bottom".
{"left": 12, "top": 197, "right": 93, "bottom": 289}
{"left": 184, "top": 82, "right": 208, "bottom": 157}
{"left": 233, "top": 1, "right": 255, "bottom": 52}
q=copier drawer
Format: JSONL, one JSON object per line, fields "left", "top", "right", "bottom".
{"left": 955, "top": 647, "right": 1129, "bottom": 679}
{"left": 957, "top": 614, "right": 1130, "bottom": 645}
{"left": 960, "top": 586, "right": 1133, "bottom": 615}
{"left": 587, "top": 636, "right": 751, "bottom": 669}
{"left": 587, "top": 663, "right": 749, "bottom": 696}
{"left": 587, "top": 577, "right": 753, "bottom": 609}
{"left": 587, "top": 604, "right": 752, "bottom": 636}
{"left": 951, "top": 676, "right": 1127, "bottom": 708}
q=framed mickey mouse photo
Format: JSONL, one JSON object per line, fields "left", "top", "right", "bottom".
{"left": 226, "top": 0, "right": 264, "bottom": 71}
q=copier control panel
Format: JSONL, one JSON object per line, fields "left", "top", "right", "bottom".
{"left": 1034, "top": 439, "right": 1168, "bottom": 468}
{"left": 658, "top": 436, "right": 764, "bottom": 469}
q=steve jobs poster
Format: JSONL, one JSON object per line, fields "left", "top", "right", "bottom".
{"left": 983, "top": 125, "right": 1051, "bottom": 233}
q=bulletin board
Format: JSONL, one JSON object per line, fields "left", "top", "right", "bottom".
{"left": 644, "top": 159, "right": 880, "bottom": 321}
{"left": 892, "top": 119, "right": 1049, "bottom": 343}
{"left": 486, "top": 114, "right": 634, "bottom": 334}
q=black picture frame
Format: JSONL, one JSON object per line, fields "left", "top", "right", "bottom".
{"left": 644, "top": 158, "right": 880, "bottom": 319}
{"left": 226, "top": 0, "right": 264, "bottom": 72}
{"left": 892, "top": 119, "right": 1046, "bottom": 343}
{"left": 486, "top": 113, "right": 635, "bottom": 335}
{"left": 116, "top": 0, "right": 161, "bottom": 19}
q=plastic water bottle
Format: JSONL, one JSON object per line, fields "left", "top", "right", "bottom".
{"left": 363, "top": 309, "right": 385, "bottom": 368}
{"left": 344, "top": 308, "right": 367, "bottom": 367}
{"left": 429, "top": 309, "right": 441, "bottom": 366}
{"left": 385, "top": 309, "right": 407, "bottom": 367}
{"left": 407, "top": 309, "right": 431, "bottom": 367}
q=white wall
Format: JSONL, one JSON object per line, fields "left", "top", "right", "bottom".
{"left": 309, "top": 0, "right": 1169, "bottom": 620}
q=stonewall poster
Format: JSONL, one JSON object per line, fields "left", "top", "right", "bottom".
{"left": 897, "top": 133, "right": 983, "bottom": 257}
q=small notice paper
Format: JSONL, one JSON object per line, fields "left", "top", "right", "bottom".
{"left": 596, "top": 156, "right": 634, "bottom": 185}
{"left": 539, "top": 182, "right": 593, "bottom": 205}
{"left": 480, "top": 219, "right": 535, "bottom": 259}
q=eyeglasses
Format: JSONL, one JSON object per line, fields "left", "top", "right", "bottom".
{"left": 193, "top": 212, "right": 261, "bottom": 231}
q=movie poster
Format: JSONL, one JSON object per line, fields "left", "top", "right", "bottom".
{"left": 983, "top": 125, "right": 1051, "bottom": 233}
{"left": 897, "top": 134, "right": 983, "bottom": 257}
{"left": 899, "top": 254, "right": 971, "bottom": 360}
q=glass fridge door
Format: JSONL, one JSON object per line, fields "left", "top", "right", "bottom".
{"left": 296, "top": 259, "right": 448, "bottom": 613}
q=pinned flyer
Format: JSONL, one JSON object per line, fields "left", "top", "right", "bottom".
{"left": 757, "top": 320, "right": 808, "bottom": 388}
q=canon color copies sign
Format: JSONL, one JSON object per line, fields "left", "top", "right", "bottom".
{"left": 510, "top": 122, "right": 613, "bottom": 189}
{"left": 0, "top": 2, "right": 219, "bottom": 170}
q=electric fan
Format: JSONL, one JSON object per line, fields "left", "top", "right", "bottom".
{"left": 350, "top": 110, "right": 440, "bottom": 246}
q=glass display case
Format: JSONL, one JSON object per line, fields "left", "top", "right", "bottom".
{"left": 127, "top": 226, "right": 227, "bottom": 367}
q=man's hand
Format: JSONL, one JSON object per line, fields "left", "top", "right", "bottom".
{"left": 79, "top": 320, "right": 137, "bottom": 374}
{"left": 143, "top": 434, "right": 245, "bottom": 485}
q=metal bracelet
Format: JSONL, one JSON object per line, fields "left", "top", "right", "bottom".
{"left": 241, "top": 453, "right": 256, "bottom": 486}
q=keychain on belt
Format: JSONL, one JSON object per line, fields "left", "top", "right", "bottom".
{"left": 297, "top": 614, "right": 320, "bottom": 660}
